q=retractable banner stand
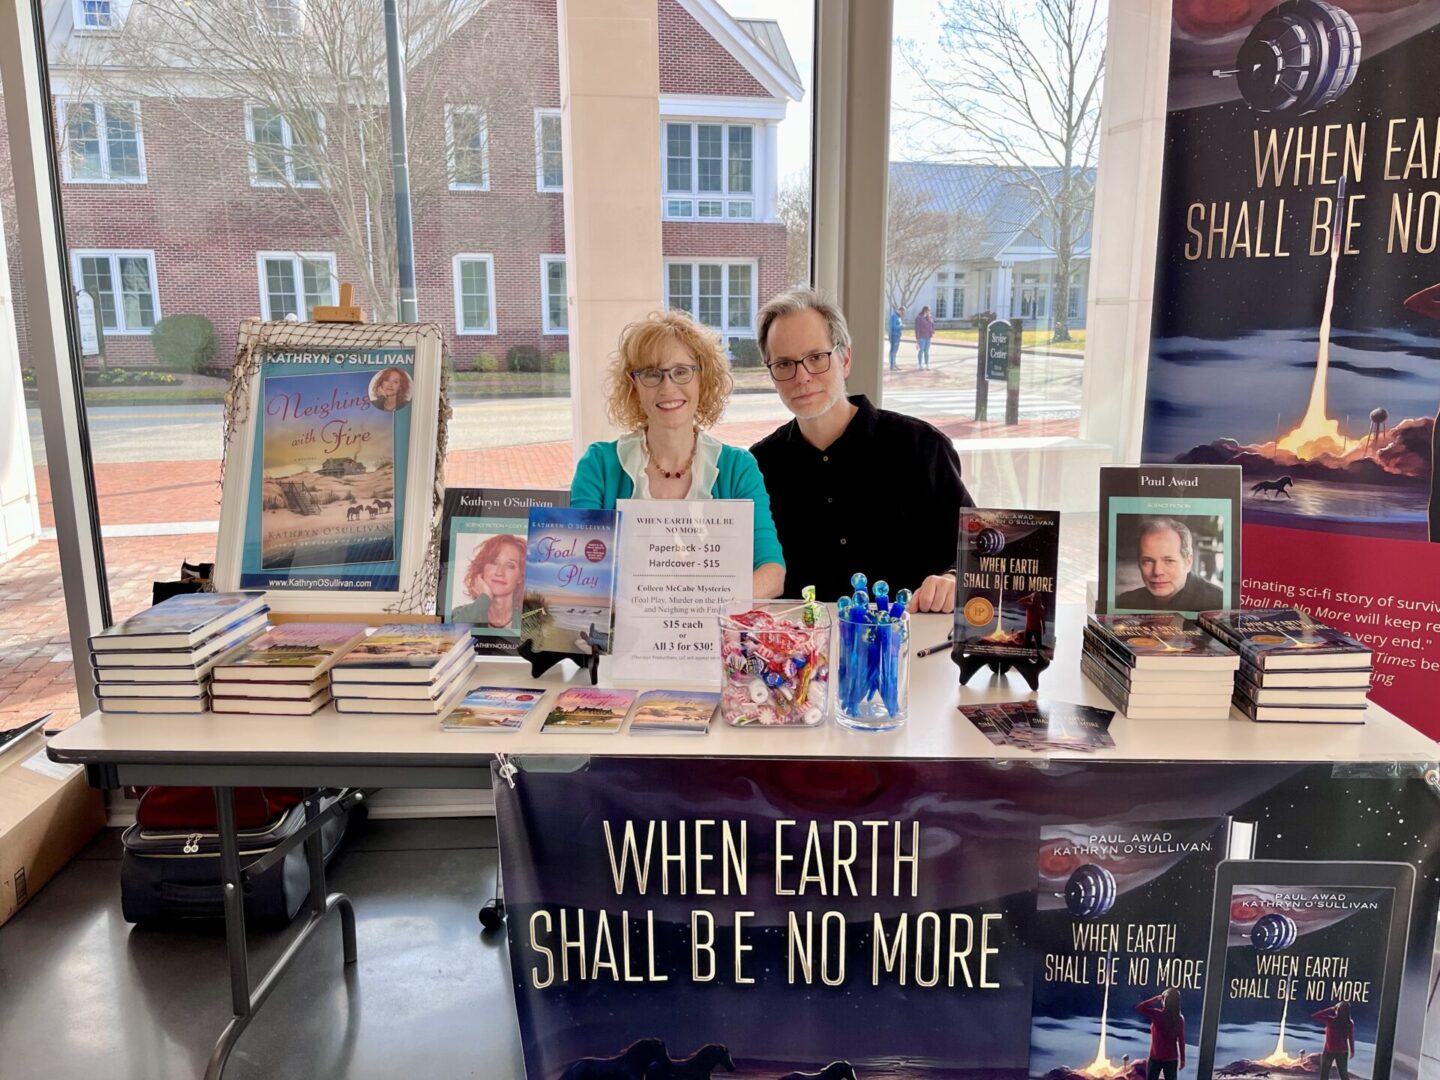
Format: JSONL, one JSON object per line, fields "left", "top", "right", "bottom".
{"left": 1142, "top": 4, "right": 1440, "bottom": 737}
{"left": 494, "top": 758, "right": 1439, "bottom": 1080}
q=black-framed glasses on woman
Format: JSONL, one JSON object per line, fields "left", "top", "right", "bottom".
{"left": 766, "top": 350, "right": 833, "bottom": 381}
{"left": 629, "top": 364, "right": 699, "bottom": 387}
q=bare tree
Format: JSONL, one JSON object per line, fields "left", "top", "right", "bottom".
{"left": 51, "top": 0, "right": 553, "bottom": 320}
{"left": 885, "top": 172, "right": 957, "bottom": 313}
{"left": 902, "top": 0, "right": 1103, "bottom": 342}
{"left": 777, "top": 174, "right": 811, "bottom": 288}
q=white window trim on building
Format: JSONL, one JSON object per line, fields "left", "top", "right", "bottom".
{"left": 255, "top": 251, "right": 338, "bottom": 321}
{"left": 246, "top": 103, "right": 325, "bottom": 189}
{"left": 540, "top": 255, "right": 567, "bottom": 336}
{"left": 660, "top": 120, "right": 758, "bottom": 222}
{"left": 70, "top": 248, "right": 160, "bottom": 335}
{"left": 453, "top": 254, "right": 498, "bottom": 336}
{"left": 446, "top": 104, "right": 490, "bottom": 191}
{"left": 663, "top": 258, "right": 758, "bottom": 337}
{"left": 534, "top": 108, "right": 563, "bottom": 193}
{"left": 58, "top": 99, "right": 146, "bottom": 184}
{"left": 260, "top": 0, "right": 303, "bottom": 36}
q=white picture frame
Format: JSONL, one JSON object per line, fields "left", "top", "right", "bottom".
{"left": 214, "top": 319, "right": 446, "bottom": 615}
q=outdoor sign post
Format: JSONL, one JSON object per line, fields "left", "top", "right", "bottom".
{"left": 974, "top": 315, "right": 992, "bottom": 421}
{"left": 1005, "top": 317, "right": 1022, "bottom": 426}
{"left": 75, "top": 287, "right": 103, "bottom": 367}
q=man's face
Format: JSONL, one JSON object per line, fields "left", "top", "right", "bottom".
{"left": 765, "top": 308, "right": 851, "bottom": 421}
{"left": 1137, "top": 527, "right": 1192, "bottom": 599}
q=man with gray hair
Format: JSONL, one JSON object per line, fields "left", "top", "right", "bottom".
{"left": 1114, "top": 516, "right": 1223, "bottom": 612}
{"left": 748, "top": 287, "right": 973, "bottom": 609}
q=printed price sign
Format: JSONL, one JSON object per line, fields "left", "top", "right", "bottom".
{"left": 611, "top": 499, "right": 752, "bottom": 683}
{"left": 986, "top": 321, "right": 1012, "bottom": 381}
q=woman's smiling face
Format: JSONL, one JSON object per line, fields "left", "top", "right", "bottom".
{"left": 634, "top": 337, "right": 699, "bottom": 432}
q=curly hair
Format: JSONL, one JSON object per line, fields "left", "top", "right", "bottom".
{"left": 604, "top": 309, "right": 734, "bottom": 431}
{"left": 463, "top": 533, "right": 526, "bottom": 603}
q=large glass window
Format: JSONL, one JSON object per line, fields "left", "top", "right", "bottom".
{"left": 889, "top": 0, "right": 1107, "bottom": 598}
{"left": 61, "top": 101, "right": 144, "bottom": 182}
{"left": 541, "top": 256, "right": 567, "bottom": 335}
{"left": 447, "top": 106, "right": 489, "bottom": 190}
{"left": 248, "top": 105, "right": 323, "bottom": 188}
{"left": 663, "top": 121, "right": 756, "bottom": 219}
{"left": 535, "top": 109, "right": 563, "bottom": 191}
{"left": 257, "top": 252, "right": 336, "bottom": 321}
{"left": 72, "top": 250, "right": 159, "bottom": 333}
{"left": 453, "top": 255, "right": 497, "bottom": 335}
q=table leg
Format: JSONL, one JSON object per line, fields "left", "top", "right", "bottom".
{"left": 203, "top": 788, "right": 359, "bottom": 1080}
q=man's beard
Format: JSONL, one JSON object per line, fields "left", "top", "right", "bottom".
{"left": 789, "top": 384, "right": 846, "bottom": 421}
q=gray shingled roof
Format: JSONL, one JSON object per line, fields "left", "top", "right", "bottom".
{"left": 890, "top": 161, "right": 1095, "bottom": 261}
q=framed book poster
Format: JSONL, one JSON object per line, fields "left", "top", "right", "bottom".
{"left": 214, "top": 319, "right": 447, "bottom": 614}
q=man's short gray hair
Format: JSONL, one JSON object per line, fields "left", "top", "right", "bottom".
{"left": 756, "top": 287, "right": 852, "bottom": 362}
{"left": 1137, "top": 517, "right": 1193, "bottom": 562}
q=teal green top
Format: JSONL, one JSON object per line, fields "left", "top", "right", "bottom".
{"left": 571, "top": 432, "right": 785, "bottom": 571}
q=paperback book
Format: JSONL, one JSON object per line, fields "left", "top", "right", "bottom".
{"left": 330, "top": 624, "right": 473, "bottom": 684}
{"left": 210, "top": 675, "right": 330, "bottom": 701}
{"left": 539, "top": 688, "right": 635, "bottom": 734}
{"left": 438, "top": 487, "right": 569, "bottom": 654}
{"left": 1079, "top": 651, "right": 1234, "bottom": 720}
{"left": 98, "top": 697, "right": 209, "bottom": 715}
{"left": 628, "top": 689, "right": 720, "bottom": 736}
{"left": 212, "top": 622, "right": 368, "bottom": 682}
{"left": 1230, "top": 694, "right": 1367, "bottom": 725}
{"left": 1027, "top": 817, "right": 1254, "bottom": 1080}
{"left": 441, "top": 687, "right": 548, "bottom": 732}
{"left": 334, "top": 676, "right": 470, "bottom": 715}
{"left": 955, "top": 507, "right": 1060, "bottom": 662}
{"left": 1198, "top": 609, "right": 1373, "bottom": 671}
{"left": 212, "top": 691, "right": 332, "bottom": 716}
{"left": 91, "top": 612, "right": 270, "bottom": 668}
{"left": 521, "top": 508, "right": 619, "bottom": 655}
{"left": 1097, "top": 464, "right": 1241, "bottom": 616}
{"left": 1088, "top": 613, "right": 1241, "bottom": 670}
{"left": 89, "top": 592, "right": 268, "bottom": 651}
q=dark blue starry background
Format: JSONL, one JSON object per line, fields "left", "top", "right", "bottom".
{"left": 494, "top": 758, "right": 1440, "bottom": 1080}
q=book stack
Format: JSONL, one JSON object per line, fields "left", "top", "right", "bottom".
{"left": 90, "top": 592, "right": 269, "bottom": 714}
{"left": 1081, "top": 613, "right": 1240, "bottom": 719}
{"left": 210, "top": 623, "right": 368, "bottom": 715}
{"left": 1198, "top": 608, "right": 1372, "bottom": 723}
{"left": 330, "top": 624, "right": 475, "bottom": 715}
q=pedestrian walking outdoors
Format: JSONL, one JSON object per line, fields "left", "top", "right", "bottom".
{"left": 888, "top": 305, "right": 904, "bottom": 371}
{"left": 915, "top": 305, "right": 934, "bottom": 369}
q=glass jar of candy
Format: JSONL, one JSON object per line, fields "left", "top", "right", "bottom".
{"left": 717, "top": 601, "right": 832, "bottom": 726}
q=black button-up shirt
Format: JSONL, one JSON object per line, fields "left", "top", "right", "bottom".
{"left": 750, "top": 395, "right": 974, "bottom": 600}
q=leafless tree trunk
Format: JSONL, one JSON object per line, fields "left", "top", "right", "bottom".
{"left": 885, "top": 172, "right": 969, "bottom": 313}
{"left": 902, "top": 0, "right": 1104, "bottom": 343}
{"left": 777, "top": 174, "right": 811, "bottom": 288}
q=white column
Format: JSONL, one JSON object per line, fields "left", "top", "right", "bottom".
{"left": 557, "top": 0, "right": 665, "bottom": 451}
{"left": 761, "top": 119, "right": 779, "bottom": 222}
{"left": 0, "top": 195, "right": 40, "bottom": 561}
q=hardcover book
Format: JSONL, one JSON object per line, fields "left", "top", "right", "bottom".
{"left": 89, "top": 592, "right": 267, "bottom": 651}
{"left": 333, "top": 675, "right": 470, "bottom": 715}
{"left": 539, "top": 687, "right": 635, "bottom": 734}
{"left": 1028, "top": 817, "right": 1254, "bottom": 1080}
{"left": 955, "top": 507, "right": 1060, "bottom": 662}
{"left": 210, "top": 675, "right": 330, "bottom": 701}
{"left": 628, "top": 689, "right": 720, "bottom": 736}
{"left": 441, "top": 687, "right": 548, "bottom": 732}
{"left": 439, "top": 488, "right": 569, "bottom": 655}
{"left": 1089, "top": 613, "right": 1241, "bottom": 670}
{"left": 212, "top": 622, "right": 367, "bottom": 682}
{"left": 329, "top": 624, "right": 473, "bottom": 684}
{"left": 1199, "top": 609, "right": 1373, "bottom": 671}
{"left": 98, "top": 697, "right": 209, "bottom": 715}
{"left": 1097, "top": 464, "right": 1241, "bottom": 616}
{"left": 521, "top": 508, "right": 619, "bottom": 656}
{"left": 1231, "top": 692, "right": 1367, "bottom": 725}
{"left": 1080, "top": 651, "right": 1234, "bottom": 720}
{"left": 212, "top": 691, "right": 332, "bottom": 716}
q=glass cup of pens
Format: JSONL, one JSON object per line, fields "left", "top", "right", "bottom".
{"left": 836, "top": 575, "right": 911, "bottom": 732}
{"left": 717, "top": 591, "right": 832, "bottom": 727}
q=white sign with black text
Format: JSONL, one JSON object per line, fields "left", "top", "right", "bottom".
{"left": 611, "top": 499, "right": 753, "bottom": 684}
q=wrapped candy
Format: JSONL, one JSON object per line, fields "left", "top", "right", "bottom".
{"left": 718, "top": 596, "right": 832, "bottom": 727}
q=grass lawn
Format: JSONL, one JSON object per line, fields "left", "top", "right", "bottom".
{"left": 933, "top": 328, "right": 1086, "bottom": 351}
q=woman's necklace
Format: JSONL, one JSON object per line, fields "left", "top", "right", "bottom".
{"left": 646, "top": 431, "right": 698, "bottom": 480}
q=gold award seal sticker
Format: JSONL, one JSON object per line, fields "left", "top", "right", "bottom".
{"left": 1251, "top": 634, "right": 1287, "bottom": 645}
{"left": 963, "top": 597, "right": 994, "bottom": 627}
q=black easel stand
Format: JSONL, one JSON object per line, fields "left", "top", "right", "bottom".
{"left": 514, "top": 624, "right": 602, "bottom": 685}
{"left": 952, "top": 643, "right": 1050, "bottom": 693}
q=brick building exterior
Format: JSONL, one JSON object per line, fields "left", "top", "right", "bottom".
{"left": 10, "top": 0, "right": 801, "bottom": 371}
